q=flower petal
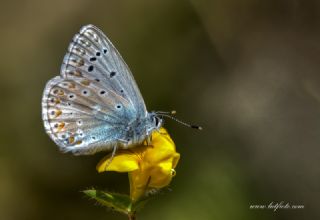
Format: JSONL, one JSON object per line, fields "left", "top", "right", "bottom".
{"left": 144, "top": 128, "right": 177, "bottom": 164}
{"left": 96, "top": 127, "right": 180, "bottom": 202}
{"left": 129, "top": 128, "right": 180, "bottom": 199}
{"left": 172, "top": 152, "right": 180, "bottom": 169}
{"left": 148, "top": 160, "right": 174, "bottom": 188}
{"left": 97, "top": 153, "right": 139, "bottom": 173}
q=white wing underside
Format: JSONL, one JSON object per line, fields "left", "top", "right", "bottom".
{"left": 42, "top": 25, "right": 147, "bottom": 155}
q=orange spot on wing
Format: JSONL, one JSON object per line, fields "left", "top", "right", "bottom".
{"left": 53, "top": 98, "right": 61, "bottom": 104}
{"left": 81, "top": 80, "right": 90, "bottom": 86}
{"left": 68, "top": 83, "right": 76, "bottom": 89}
{"left": 70, "top": 58, "right": 84, "bottom": 67}
{"left": 57, "top": 122, "right": 65, "bottom": 132}
{"left": 55, "top": 109, "right": 62, "bottom": 117}
{"left": 68, "top": 136, "right": 75, "bottom": 144}
{"left": 57, "top": 90, "right": 64, "bottom": 96}
{"left": 74, "top": 70, "right": 82, "bottom": 76}
{"left": 74, "top": 47, "right": 85, "bottom": 56}
{"left": 69, "top": 70, "right": 82, "bottom": 77}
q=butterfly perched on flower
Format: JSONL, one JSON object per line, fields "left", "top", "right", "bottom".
{"left": 42, "top": 25, "right": 200, "bottom": 156}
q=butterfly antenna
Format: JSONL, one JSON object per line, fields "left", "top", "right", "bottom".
{"left": 157, "top": 111, "right": 202, "bottom": 130}
{"left": 156, "top": 110, "right": 177, "bottom": 115}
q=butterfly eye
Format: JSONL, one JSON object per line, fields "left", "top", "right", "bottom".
{"left": 154, "top": 116, "right": 160, "bottom": 127}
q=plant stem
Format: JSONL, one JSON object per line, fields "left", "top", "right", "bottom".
{"left": 128, "top": 212, "right": 136, "bottom": 220}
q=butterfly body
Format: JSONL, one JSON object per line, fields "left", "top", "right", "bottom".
{"left": 42, "top": 24, "right": 162, "bottom": 155}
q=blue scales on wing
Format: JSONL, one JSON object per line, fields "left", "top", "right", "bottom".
{"left": 42, "top": 25, "right": 147, "bottom": 155}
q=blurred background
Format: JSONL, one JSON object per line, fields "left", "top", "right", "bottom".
{"left": 0, "top": 0, "right": 319, "bottom": 219}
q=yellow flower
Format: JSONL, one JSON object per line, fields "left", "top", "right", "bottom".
{"left": 97, "top": 127, "right": 180, "bottom": 201}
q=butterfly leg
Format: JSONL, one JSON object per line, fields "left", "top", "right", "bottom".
{"left": 146, "top": 135, "right": 152, "bottom": 146}
{"left": 103, "top": 145, "right": 118, "bottom": 171}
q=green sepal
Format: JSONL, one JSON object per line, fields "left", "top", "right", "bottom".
{"left": 83, "top": 189, "right": 154, "bottom": 216}
{"left": 83, "top": 189, "right": 132, "bottom": 214}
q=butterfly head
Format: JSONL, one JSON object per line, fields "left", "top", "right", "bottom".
{"left": 124, "top": 112, "right": 162, "bottom": 147}
{"left": 146, "top": 112, "right": 163, "bottom": 135}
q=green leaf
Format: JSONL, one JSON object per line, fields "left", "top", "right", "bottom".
{"left": 83, "top": 189, "right": 132, "bottom": 214}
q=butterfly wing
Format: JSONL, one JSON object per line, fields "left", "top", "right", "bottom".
{"left": 42, "top": 25, "right": 147, "bottom": 155}
{"left": 61, "top": 24, "right": 147, "bottom": 116}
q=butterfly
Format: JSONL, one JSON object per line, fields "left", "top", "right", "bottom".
{"left": 42, "top": 24, "right": 200, "bottom": 156}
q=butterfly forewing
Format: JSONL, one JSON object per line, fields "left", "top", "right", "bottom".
{"left": 61, "top": 24, "right": 146, "bottom": 117}
{"left": 42, "top": 25, "right": 148, "bottom": 155}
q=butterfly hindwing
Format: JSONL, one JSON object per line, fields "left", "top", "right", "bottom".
{"left": 42, "top": 75, "right": 134, "bottom": 155}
